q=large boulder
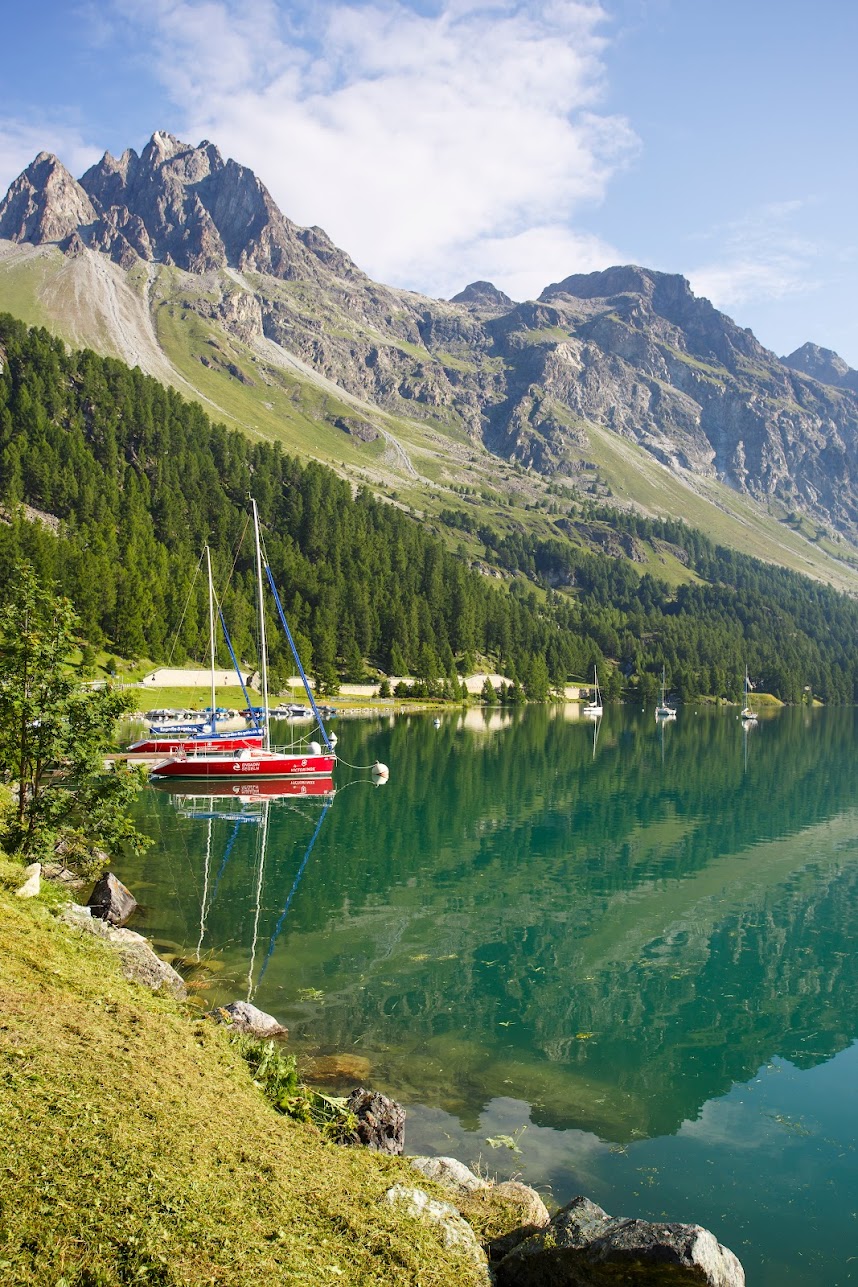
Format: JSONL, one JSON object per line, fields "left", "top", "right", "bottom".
{"left": 87, "top": 871, "right": 137, "bottom": 927}
{"left": 486, "top": 1180, "right": 552, "bottom": 1261}
{"left": 345, "top": 1087, "right": 405, "bottom": 1154}
{"left": 494, "top": 1195, "right": 745, "bottom": 1286}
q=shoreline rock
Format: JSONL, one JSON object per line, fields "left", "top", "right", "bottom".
{"left": 494, "top": 1194, "right": 745, "bottom": 1286}
{"left": 58, "top": 902, "right": 186, "bottom": 998}
{"left": 87, "top": 871, "right": 137, "bottom": 927}
{"left": 210, "top": 1000, "right": 288, "bottom": 1038}
{"left": 346, "top": 1087, "right": 405, "bottom": 1154}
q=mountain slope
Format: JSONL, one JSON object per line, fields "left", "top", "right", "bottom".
{"left": 1, "top": 131, "right": 857, "bottom": 592}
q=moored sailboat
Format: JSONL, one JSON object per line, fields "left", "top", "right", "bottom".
{"left": 741, "top": 670, "right": 758, "bottom": 724}
{"left": 582, "top": 667, "right": 603, "bottom": 718}
{"left": 655, "top": 666, "right": 676, "bottom": 721}
{"left": 150, "top": 502, "right": 336, "bottom": 782}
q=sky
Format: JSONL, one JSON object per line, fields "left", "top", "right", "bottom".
{"left": 2, "top": 0, "right": 857, "bottom": 365}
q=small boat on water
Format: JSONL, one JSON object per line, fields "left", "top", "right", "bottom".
{"left": 150, "top": 501, "right": 336, "bottom": 783}
{"left": 655, "top": 666, "right": 677, "bottom": 721}
{"left": 741, "top": 670, "right": 758, "bottom": 724}
{"left": 582, "top": 667, "right": 603, "bottom": 718}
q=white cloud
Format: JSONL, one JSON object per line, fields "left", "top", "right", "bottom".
{"left": 103, "top": 0, "right": 636, "bottom": 298}
{"left": 688, "top": 202, "right": 822, "bottom": 312}
{"left": 0, "top": 119, "right": 101, "bottom": 190}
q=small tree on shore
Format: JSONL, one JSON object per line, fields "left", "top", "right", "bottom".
{"left": 0, "top": 565, "right": 149, "bottom": 870}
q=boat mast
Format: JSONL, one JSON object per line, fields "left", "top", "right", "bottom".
{"left": 251, "top": 499, "right": 271, "bottom": 753}
{"left": 206, "top": 545, "right": 217, "bottom": 735}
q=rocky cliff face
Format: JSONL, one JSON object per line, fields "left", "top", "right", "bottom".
{"left": 2, "top": 132, "right": 858, "bottom": 541}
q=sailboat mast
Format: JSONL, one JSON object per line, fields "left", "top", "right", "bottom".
{"left": 206, "top": 545, "right": 216, "bottom": 735}
{"left": 251, "top": 499, "right": 271, "bottom": 753}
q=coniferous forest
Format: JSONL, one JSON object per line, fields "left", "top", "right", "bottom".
{"left": 1, "top": 312, "right": 857, "bottom": 703}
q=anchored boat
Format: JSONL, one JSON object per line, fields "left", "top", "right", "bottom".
{"left": 150, "top": 501, "right": 336, "bottom": 783}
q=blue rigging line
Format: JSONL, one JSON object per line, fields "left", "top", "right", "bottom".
{"left": 263, "top": 564, "right": 332, "bottom": 752}
{"left": 256, "top": 802, "right": 332, "bottom": 987}
{"left": 209, "top": 817, "right": 247, "bottom": 904}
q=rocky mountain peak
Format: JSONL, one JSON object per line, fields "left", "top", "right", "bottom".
{"left": 0, "top": 152, "right": 98, "bottom": 245}
{"left": 3, "top": 130, "right": 362, "bottom": 284}
{"left": 143, "top": 130, "right": 188, "bottom": 164}
{"left": 781, "top": 342, "right": 858, "bottom": 393}
{"left": 540, "top": 264, "right": 663, "bottom": 302}
{"left": 451, "top": 280, "right": 514, "bottom": 309}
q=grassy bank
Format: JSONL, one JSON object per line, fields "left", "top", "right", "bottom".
{"left": 0, "top": 858, "right": 503, "bottom": 1286}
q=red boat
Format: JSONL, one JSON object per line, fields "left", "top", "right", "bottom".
{"left": 149, "top": 745, "right": 335, "bottom": 781}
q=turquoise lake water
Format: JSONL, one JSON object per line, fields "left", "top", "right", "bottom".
{"left": 119, "top": 704, "right": 858, "bottom": 1285}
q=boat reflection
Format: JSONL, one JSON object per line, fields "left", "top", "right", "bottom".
{"left": 150, "top": 776, "right": 335, "bottom": 805}
{"left": 150, "top": 776, "right": 335, "bottom": 993}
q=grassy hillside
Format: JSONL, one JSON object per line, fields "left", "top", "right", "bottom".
{"left": 2, "top": 241, "right": 856, "bottom": 595}
{"left": 0, "top": 858, "right": 507, "bottom": 1286}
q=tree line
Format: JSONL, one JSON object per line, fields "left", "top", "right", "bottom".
{"left": 1, "top": 312, "right": 857, "bottom": 702}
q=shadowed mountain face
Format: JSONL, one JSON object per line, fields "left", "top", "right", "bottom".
{"left": 2, "top": 131, "right": 858, "bottom": 542}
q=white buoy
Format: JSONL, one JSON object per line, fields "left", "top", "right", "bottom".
{"left": 372, "top": 761, "right": 390, "bottom": 783}
{"left": 432, "top": 717, "right": 441, "bottom": 728}
{"left": 328, "top": 731, "right": 338, "bottom": 747}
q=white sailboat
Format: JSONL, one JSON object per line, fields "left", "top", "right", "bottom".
{"left": 741, "top": 670, "right": 758, "bottom": 723}
{"left": 655, "top": 666, "right": 676, "bottom": 721}
{"left": 583, "top": 667, "right": 603, "bottom": 718}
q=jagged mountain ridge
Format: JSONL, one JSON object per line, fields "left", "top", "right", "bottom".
{"left": 2, "top": 130, "right": 858, "bottom": 548}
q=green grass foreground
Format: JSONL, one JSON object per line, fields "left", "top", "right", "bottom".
{"left": 0, "top": 858, "right": 505, "bottom": 1286}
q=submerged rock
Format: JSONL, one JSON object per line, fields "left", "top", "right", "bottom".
{"left": 303, "top": 1052, "right": 372, "bottom": 1083}
{"left": 346, "top": 1087, "right": 405, "bottom": 1154}
{"left": 494, "top": 1195, "right": 745, "bottom": 1286}
{"left": 87, "top": 871, "right": 137, "bottom": 927}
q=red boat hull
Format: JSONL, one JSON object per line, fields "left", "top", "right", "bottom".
{"left": 149, "top": 749, "right": 336, "bottom": 780}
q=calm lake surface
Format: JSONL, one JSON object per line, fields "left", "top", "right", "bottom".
{"left": 118, "top": 705, "right": 858, "bottom": 1285}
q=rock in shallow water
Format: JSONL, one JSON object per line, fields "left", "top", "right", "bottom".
{"left": 212, "top": 1001, "right": 287, "bottom": 1038}
{"left": 87, "top": 871, "right": 137, "bottom": 927}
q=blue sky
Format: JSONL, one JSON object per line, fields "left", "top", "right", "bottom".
{"left": 2, "top": 0, "right": 857, "bottom": 365}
